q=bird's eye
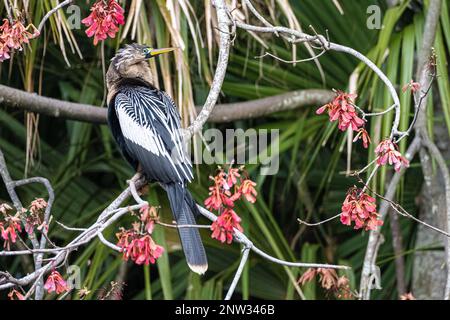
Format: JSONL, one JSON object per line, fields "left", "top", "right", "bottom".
{"left": 143, "top": 48, "right": 151, "bottom": 54}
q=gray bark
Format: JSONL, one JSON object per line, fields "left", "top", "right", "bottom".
{"left": 412, "top": 107, "right": 449, "bottom": 299}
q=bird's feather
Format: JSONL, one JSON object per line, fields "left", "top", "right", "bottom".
{"left": 112, "top": 85, "right": 193, "bottom": 184}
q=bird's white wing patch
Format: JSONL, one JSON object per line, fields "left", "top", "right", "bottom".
{"left": 116, "top": 95, "right": 161, "bottom": 155}
{"left": 115, "top": 91, "right": 193, "bottom": 182}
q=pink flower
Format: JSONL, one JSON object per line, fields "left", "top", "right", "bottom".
{"left": 353, "top": 128, "right": 371, "bottom": 149}
{"left": 226, "top": 168, "right": 241, "bottom": 188}
{"left": 298, "top": 268, "right": 317, "bottom": 285}
{"left": 211, "top": 208, "right": 243, "bottom": 244}
{"left": 116, "top": 228, "right": 135, "bottom": 250}
{"left": 205, "top": 167, "right": 258, "bottom": 210}
{"left": 402, "top": 80, "right": 421, "bottom": 94}
{"left": 82, "top": 0, "right": 125, "bottom": 46}
{"left": 139, "top": 205, "right": 158, "bottom": 234}
{"left": 204, "top": 186, "right": 223, "bottom": 210}
{"left": 127, "top": 235, "right": 164, "bottom": 265}
{"left": 0, "top": 19, "right": 37, "bottom": 62}
{"left": 316, "top": 91, "right": 365, "bottom": 132}
{"left": 205, "top": 166, "right": 254, "bottom": 243}
{"left": 9, "top": 20, "right": 36, "bottom": 49}
{"left": 44, "top": 271, "right": 69, "bottom": 294}
{"left": 298, "top": 268, "right": 354, "bottom": 299}
{"left": 0, "top": 203, "right": 12, "bottom": 214}
{"left": 0, "top": 215, "right": 22, "bottom": 250}
{"left": 318, "top": 268, "right": 338, "bottom": 290}
{"left": 25, "top": 198, "right": 49, "bottom": 234}
{"left": 117, "top": 230, "right": 164, "bottom": 265}
{"left": 240, "top": 179, "right": 257, "bottom": 203}
{"left": 204, "top": 172, "right": 236, "bottom": 210}
{"left": 340, "top": 188, "right": 383, "bottom": 231}
{"left": 29, "top": 198, "right": 47, "bottom": 214}
{"left": 375, "top": 139, "right": 409, "bottom": 172}
{"left": 8, "top": 289, "right": 25, "bottom": 300}
{"left": 0, "top": 40, "right": 10, "bottom": 61}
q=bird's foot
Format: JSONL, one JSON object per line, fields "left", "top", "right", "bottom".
{"left": 137, "top": 185, "right": 149, "bottom": 197}
{"left": 127, "top": 172, "right": 148, "bottom": 197}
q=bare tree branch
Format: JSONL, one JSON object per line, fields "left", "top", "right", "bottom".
{"left": 225, "top": 246, "right": 250, "bottom": 300}
{"left": 0, "top": 84, "right": 334, "bottom": 124}
{"left": 0, "top": 84, "right": 107, "bottom": 123}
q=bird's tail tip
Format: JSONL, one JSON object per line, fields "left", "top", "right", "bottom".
{"left": 188, "top": 263, "right": 208, "bottom": 275}
{"left": 164, "top": 183, "right": 208, "bottom": 275}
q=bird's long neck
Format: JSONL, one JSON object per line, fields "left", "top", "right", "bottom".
{"left": 106, "top": 61, "right": 154, "bottom": 105}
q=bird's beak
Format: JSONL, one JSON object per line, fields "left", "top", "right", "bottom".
{"left": 149, "top": 47, "right": 176, "bottom": 57}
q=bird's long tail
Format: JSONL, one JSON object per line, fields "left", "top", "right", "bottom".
{"left": 164, "top": 183, "right": 208, "bottom": 274}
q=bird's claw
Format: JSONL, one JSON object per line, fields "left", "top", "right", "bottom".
{"left": 127, "top": 172, "right": 143, "bottom": 184}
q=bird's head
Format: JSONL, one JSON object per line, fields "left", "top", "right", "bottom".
{"left": 111, "top": 43, "right": 176, "bottom": 67}
{"left": 106, "top": 43, "right": 176, "bottom": 94}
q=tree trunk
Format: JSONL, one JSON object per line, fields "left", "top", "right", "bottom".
{"left": 412, "top": 109, "right": 449, "bottom": 299}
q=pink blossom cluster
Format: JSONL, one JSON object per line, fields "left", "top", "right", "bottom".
{"left": 204, "top": 166, "right": 257, "bottom": 244}
{"left": 205, "top": 167, "right": 257, "bottom": 211}
{"left": 0, "top": 198, "right": 50, "bottom": 249}
{"left": 0, "top": 208, "right": 22, "bottom": 250}
{"left": 44, "top": 270, "right": 69, "bottom": 294}
{"left": 299, "top": 268, "right": 353, "bottom": 299}
{"left": 375, "top": 139, "right": 409, "bottom": 172}
{"left": 8, "top": 289, "right": 25, "bottom": 300}
{"left": 205, "top": 171, "right": 238, "bottom": 210}
{"left": 116, "top": 205, "right": 164, "bottom": 265}
{"left": 0, "top": 19, "right": 38, "bottom": 62}
{"left": 340, "top": 187, "right": 383, "bottom": 231}
{"left": 353, "top": 128, "right": 371, "bottom": 149}
{"left": 82, "top": 0, "right": 125, "bottom": 46}
{"left": 117, "top": 229, "right": 164, "bottom": 265}
{"left": 211, "top": 208, "right": 243, "bottom": 244}
{"left": 316, "top": 91, "right": 365, "bottom": 132}
{"left": 25, "top": 198, "right": 48, "bottom": 235}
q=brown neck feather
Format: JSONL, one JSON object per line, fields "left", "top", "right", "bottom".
{"left": 106, "top": 60, "right": 154, "bottom": 105}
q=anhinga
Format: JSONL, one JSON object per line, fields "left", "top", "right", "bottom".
{"left": 106, "top": 44, "right": 207, "bottom": 274}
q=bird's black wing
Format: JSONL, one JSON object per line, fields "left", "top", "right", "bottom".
{"left": 113, "top": 85, "right": 193, "bottom": 184}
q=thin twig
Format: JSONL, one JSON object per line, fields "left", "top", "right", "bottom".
{"left": 297, "top": 213, "right": 341, "bottom": 227}
{"left": 37, "top": 0, "right": 74, "bottom": 33}
{"left": 255, "top": 49, "right": 327, "bottom": 64}
{"left": 356, "top": 173, "right": 450, "bottom": 238}
{"left": 225, "top": 246, "right": 251, "bottom": 300}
